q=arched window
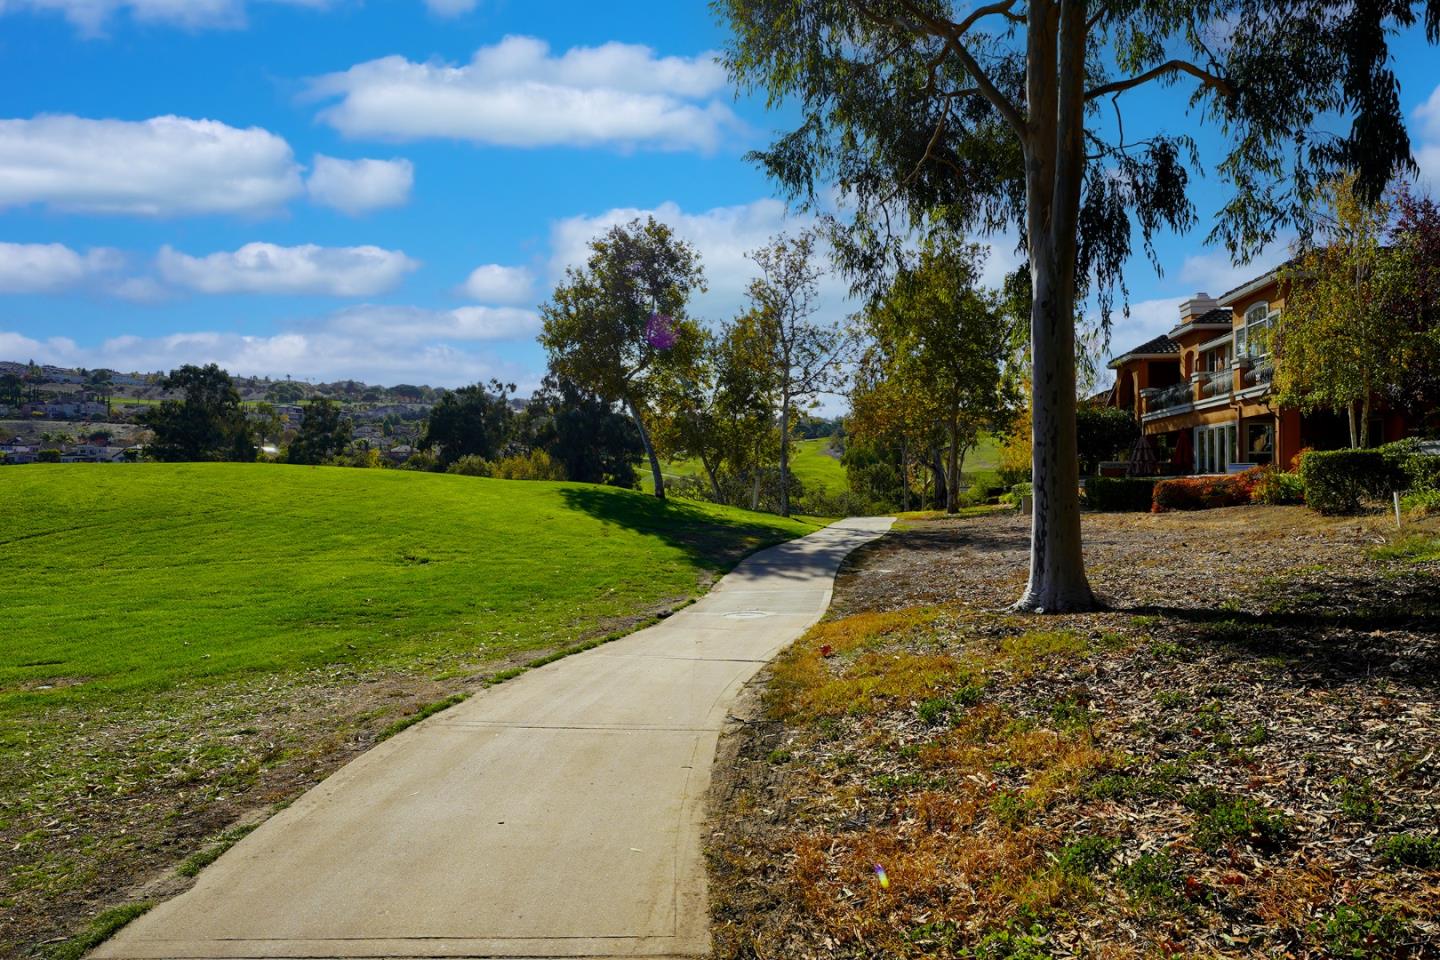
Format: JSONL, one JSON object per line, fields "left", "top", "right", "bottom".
{"left": 1238, "top": 302, "right": 1275, "bottom": 358}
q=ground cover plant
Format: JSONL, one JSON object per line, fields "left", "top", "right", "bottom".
{"left": 708, "top": 506, "right": 1440, "bottom": 959}
{"left": 0, "top": 462, "right": 820, "bottom": 956}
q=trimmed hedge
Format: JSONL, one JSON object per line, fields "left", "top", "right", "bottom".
{"left": 1085, "top": 477, "right": 1159, "bottom": 512}
{"left": 1298, "top": 450, "right": 1401, "bottom": 514}
{"left": 1152, "top": 469, "right": 1262, "bottom": 512}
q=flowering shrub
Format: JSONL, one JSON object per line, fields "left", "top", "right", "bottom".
{"left": 1152, "top": 468, "right": 1262, "bottom": 512}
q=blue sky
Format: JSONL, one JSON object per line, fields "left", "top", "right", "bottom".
{"left": 2, "top": 0, "right": 1438, "bottom": 393}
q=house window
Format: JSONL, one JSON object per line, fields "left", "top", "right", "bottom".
{"left": 1246, "top": 422, "right": 1274, "bottom": 465}
{"left": 1237, "top": 302, "right": 1276, "bottom": 358}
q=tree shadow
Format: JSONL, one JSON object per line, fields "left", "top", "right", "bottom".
{"left": 556, "top": 487, "right": 866, "bottom": 582}
{"left": 1119, "top": 570, "right": 1440, "bottom": 689}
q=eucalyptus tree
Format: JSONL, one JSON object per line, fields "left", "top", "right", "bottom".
{"left": 540, "top": 217, "right": 706, "bottom": 500}
{"left": 716, "top": 0, "right": 1437, "bottom": 610}
{"left": 863, "top": 240, "right": 1016, "bottom": 513}
{"left": 744, "top": 230, "right": 850, "bottom": 517}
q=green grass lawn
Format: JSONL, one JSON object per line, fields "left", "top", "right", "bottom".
{"left": 0, "top": 463, "right": 821, "bottom": 954}
{"left": 648, "top": 437, "right": 849, "bottom": 497}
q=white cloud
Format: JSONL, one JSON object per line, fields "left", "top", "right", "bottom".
{"left": 0, "top": 0, "right": 331, "bottom": 34}
{"left": 326, "top": 303, "right": 540, "bottom": 342}
{"left": 423, "top": 0, "right": 475, "bottom": 15}
{"left": 0, "top": 242, "right": 122, "bottom": 293}
{"left": 308, "top": 35, "right": 741, "bottom": 152}
{"left": 1412, "top": 83, "right": 1440, "bottom": 194}
{"left": 0, "top": 302, "right": 538, "bottom": 388}
{"left": 548, "top": 198, "right": 851, "bottom": 326}
{"left": 156, "top": 242, "right": 419, "bottom": 296}
{"left": 0, "top": 114, "right": 302, "bottom": 217}
{"left": 305, "top": 155, "right": 413, "bottom": 215}
{"left": 458, "top": 263, "right": 533, "bottom": 303}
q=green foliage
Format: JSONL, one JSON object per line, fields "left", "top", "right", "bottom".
{"left": 1084, "top": 477, "right": 1158, "bottom": 512}
{"left": 421, "top": 380, "right": 516, "bottom": 467}
{"left": 1183, "top": 788, "right": 1289, "bottom": 850}
{"left": 1399, "top": 488, "right": 1440, "bottom": 517}
{"left": 44, "top": 902, "right": 153, "bottom": 960}
{"left": 445, "top": 454, "right": 492, "bottom": 477}
{"left": 491, "top": 449, "right": 566, "bottom": 481}
{"left": 1118, "top": 852, "right": 1182, "bottom": 906}
{"left": 36, "top": 448, "right": 61, "bottom": 463}
{"left": 1075, "top": 404, "right": 1139, "bottom": 475}
{"left": 1054, "top": 836, "right": 1119, "bottom": 875}
{"left": 1370, "top": 534, "right": 1440, "bottom": 562}
{"left": 1152, "top": 471, "right": 1259, "bottom": 512}
{"left": 540, "top": 216, "right": 707, "bottom": 499}
{"left": 1317, "top": 903, "right": 1411, "bottom": 959}
{"left": 286, "top": 397, "right": 352, "bottom": 466}
{"left": 1382, "top": 833, "right": 1440, "bottom": 868}
{"left": 142, "top": 363, "right": 256, "bottom": 463}
{"left": 1299, "top": 449, "right": 1402, "bottom": 514}
{"left": 526, "top": 375, "right": 642, "bottom": 488}
{"left": 962, "top": 925, "right": 1054, "bottom": 960}
{"left": 1250, "top": 465, "right": 1306, "bottom": 505}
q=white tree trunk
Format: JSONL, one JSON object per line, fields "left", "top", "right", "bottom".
{"left": 1014, "top": 0, "right": 1096, "bottom": 613}
{"left": 627, "top": 397, "right": 665, "bottom": 500}
{"left": 778, "top": 400, "right": 792, "bottom": 517}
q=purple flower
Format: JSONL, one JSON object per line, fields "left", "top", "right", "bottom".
{"left": 646, "top": 312, "right": 678, "bottom": 350}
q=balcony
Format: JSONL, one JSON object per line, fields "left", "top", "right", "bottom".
{"left": 1243, "top": 362, "right": 1274, "bottom": 388}
{"left": 1143, "top": 382, "right": 1192, "bottom": 415}
{"left": 1200, "top": 369, "right": 1232, "bottom": 399}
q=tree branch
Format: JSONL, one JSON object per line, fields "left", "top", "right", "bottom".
{"left": 1085, "top": 58, "right": 1235, "bottom": 102}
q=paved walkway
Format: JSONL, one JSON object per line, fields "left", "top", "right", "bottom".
{"left": 97, "top": 517, "right": 893, "bottom": 960}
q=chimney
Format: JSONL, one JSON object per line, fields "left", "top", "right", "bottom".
{"left": 1178, "top": 293, "right": 1219, "bottom": 324}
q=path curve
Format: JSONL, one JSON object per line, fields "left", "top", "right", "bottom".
{"left": 97, "top": 516, "right": 894, "bottom": 960}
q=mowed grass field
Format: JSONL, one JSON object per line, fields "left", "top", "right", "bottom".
{"left": 649, "top": 437, "right": 849, "bottom": 496}
{"left": 0, "top": 464, "right": 820, "bottom": 955}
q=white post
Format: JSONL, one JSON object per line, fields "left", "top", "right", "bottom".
{"left": 1394, "top": 490, "right": 1402, "bottom": 529}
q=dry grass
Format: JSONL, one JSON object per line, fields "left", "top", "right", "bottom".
{"left": 707, "top": 506, "right": 1440, "bottom": 960}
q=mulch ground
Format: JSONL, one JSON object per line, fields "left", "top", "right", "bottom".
{"left": 706, "top": 506, "right": 1440, "bottom": 959}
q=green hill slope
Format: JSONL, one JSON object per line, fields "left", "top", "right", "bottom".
{"left": 1, "top": 464, "right": 817, "bottom": 700}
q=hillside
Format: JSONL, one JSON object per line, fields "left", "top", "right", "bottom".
{"left": 0, "top": 464, "right": 821, "bottom": 955}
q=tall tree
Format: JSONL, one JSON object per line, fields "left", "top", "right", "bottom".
{"left": 716, "top": 0, "right": 1437, "bottom": 610}
{"left": 525, "top": 375, "right": 646, "bottom": 488}
{"left": 1273, "top": 175, "right": 1398, "bottom": 448}
{"left": 420, "top": 380, "right": 516, "bottom": 467}
{"left": 744, "top": 230, "right": 849, "bottom": 516}
{"left": 287, "top": 397, "right": 353, "bottom": 465}
{"left": 143, "top": 363, "right": 256, "bottom": 462}
{"left": 540, "top": 217, "right": 706, "bottom": 500}
{"left": 862, "top": 240, "right": 1015, "bottom": 513}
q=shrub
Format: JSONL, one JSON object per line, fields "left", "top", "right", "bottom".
{"left": 1299, "top": 450, "right": 1402, "bottom": 514}
{"left": 1152, "top": 470, "right": 1260, "bottom": 512}
{"left": 1000, "top": 482, "right": 1033, "bottom": 507}
{"left": 401, "top": 449, "right": 440, "bottom": 472}
{"left": 491, "top": 449, "right": 566, "bottom": 481}
{"left": 1085, "top": 477, "right": 1159, "bottom": 511}
{"left": 1382, "top": 832, "right": 1440, "bottom": 868}
{"left": 1317, "top": 904, "right": 1411, "bottom": 960}
{"left": 1250, "top": 465, "right": 1305, "bottom": 505}
{"left": 37, "top": 448, "right": 61, "bottom": 463}
{"left": 445, "top": 454, "right": 492, "bottom": 477}
{"left": 1401, "top": 488, "right": 1440, "bottom": 517}
{"left": 1381, "top": 438, "right": 1440, "bottom": 491}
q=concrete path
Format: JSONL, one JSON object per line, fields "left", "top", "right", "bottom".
{"left": 97, "top": 516, "right": 893, "bottom": 960}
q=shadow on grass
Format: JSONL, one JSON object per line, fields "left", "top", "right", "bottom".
{"left": 558, "top": 487, "right": 874, "bottom": 585}
{"left": 1123, "top": 571, "right": 1440, "bottom": 689}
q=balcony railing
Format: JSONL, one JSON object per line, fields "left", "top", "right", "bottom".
{"left": 1200, "top": 369, "right": 1232, "bottom": 399}
{"left": 1243, "top": 362, "right": 1274, "bottom": 388}
{"left": 1149, "top": 382, "right": 1192, "bottom": 412}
